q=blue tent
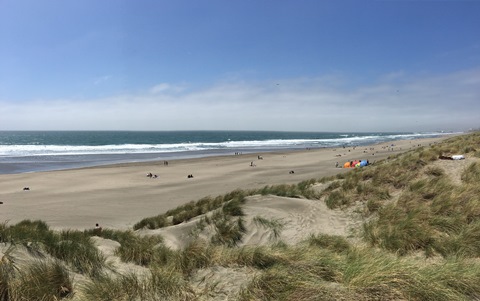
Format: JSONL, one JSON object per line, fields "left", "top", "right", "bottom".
{"left": 360, "top": 160, "right": 368, "bottom": 167}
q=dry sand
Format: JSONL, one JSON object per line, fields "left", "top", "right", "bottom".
{"left": 0, "top": 136, "right": 449, "bottom": 231}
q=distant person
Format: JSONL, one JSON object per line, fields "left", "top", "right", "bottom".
{"left": 94, "top": 223, "right": 102, "bottom": 234}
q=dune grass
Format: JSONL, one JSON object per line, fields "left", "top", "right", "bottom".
{"left": 133, "top": 189, "right": 249, "bottom": 230}
{"left": 0, "top": 247, "right": 73, "bottom": 301}
{"left": 81, "top": 267, "right": 193, "bottom": 301}
{"left": 238, "top": 244, "right": 480, "bottom": 301}
{"left": 133, "top": 179, "right": 320, "bottom": 231}
{"left": 0, "top": 220, "right": 107, "bottom": 278}
{"left": 253, "top": 216, "right": 286, "bottom": 241}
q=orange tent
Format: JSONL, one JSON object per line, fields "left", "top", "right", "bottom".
{"left": 343, "top": 162, "right": 351, "bottom": 168}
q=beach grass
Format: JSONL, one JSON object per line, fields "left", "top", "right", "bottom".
{"left": 0, "top": 220, "right": 107, "bottom": 278}
{"left": 0, "top": 246, "right": 73, "bottom": 301}
{"left": 253, "top": 216, "right": 286, "bottom": 241}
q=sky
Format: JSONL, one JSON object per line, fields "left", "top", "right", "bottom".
{"left": 0, "top": 0, "right": 479, "bottom": 132}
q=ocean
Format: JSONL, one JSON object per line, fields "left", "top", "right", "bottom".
{"left": 0, "top": 131, "right": 452, "bottom": 174}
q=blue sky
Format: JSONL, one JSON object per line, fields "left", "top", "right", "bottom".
{"left": 1, "top": 0, "right": 479, "bottom": 132}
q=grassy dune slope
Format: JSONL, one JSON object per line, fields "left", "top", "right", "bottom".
{"left": 1, "top": 132, "right": 480, "bottom": 301}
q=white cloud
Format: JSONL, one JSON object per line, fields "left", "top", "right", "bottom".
{"left": 149, "top": 83, "right": 171, "bottom": 94}
{"left": 149, "top": 83, "right": 186, "bottom": 94}
{"left": 93, "top": 75, "right": 111, "bottom": 85}
{"left": 1, "top": 68, "right": 479, "bottom": 132}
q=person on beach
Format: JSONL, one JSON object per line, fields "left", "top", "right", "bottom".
{"left": 94, "top": 223, "right": 102, "bottom": 234}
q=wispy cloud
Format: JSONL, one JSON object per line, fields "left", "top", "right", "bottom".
{"left": 93, "top": 75, "right": 112, "bottom": 85}
{"left": 149, "top": 83, "right": 186, "bottom": 94}
{"left": 1, "top": 69, "right": 479, "bottom": 132}
{"left": 149, "top": 83, "right": 171, "bottom": 94}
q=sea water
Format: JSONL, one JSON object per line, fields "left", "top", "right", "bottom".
{"left": 0, "top": 131, "right": 452, "bottom": 174}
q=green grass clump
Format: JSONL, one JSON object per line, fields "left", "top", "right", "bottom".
{"left": 240, "top": 244, "right": 480, "bottom": 301}
{"left": 362, "top": 204, "right": 435, "bottom": 256}
{"left": 211, "top": 216, "right": 246, "bottom": 247}
{"left": 178, "top": 239, "right": 213, "bottom": 275}
{"left": 46, "top": 230, "right": 106, "bottom": 277}
{"left": 366, "top": 198, "right": 383, "bottom": 214}
{"left": 81, "top": 268, "right": 193, "bottom": 301}
{"left": 256, "top": 179, "right": 319, "bottom": 199}
{"left": 133, "top": 190, "right": 249, "bottom": 230}
{"left": 259, "top": 184, "right": 302, "bottom": 198}
{"left": 461, "top": 162, "right": 480, "bottom": 184}
{"left": 307, "top": 234, "right": 351, "bottom": 253}
{"left": 0, "top": 245, "right": 18, "bottom": 300}
{"left": 325, "top": 191, "right": 348, "bottom": 209}
{"left": 222, "top": 195, "right": 246, "bottom": 217}
{"left": 13, "top": 260, "right": 73, "bottom": 301}
{"left": 0, "top": 220, "right": 53, "bottom": 244}
{"left": 342, "top": 248, "right": 480, "bottom": 301}
{"left": 0, "top": 248, "right": 73, "bottom": 301}
{"left": 253, "top": 216, "right": 285, "bottom": 241}
{"left": 115, "top": 235, "right": 167, "bottom": 266}
{"left": 0, "top": 221, "right": 107, "bottom": 278}
{"left": 132, "top": 215, "right": 167, "bottom": 230}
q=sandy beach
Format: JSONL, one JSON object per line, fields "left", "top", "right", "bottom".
{"left": 0, "top": 136, "right": 449, "bottom": 230}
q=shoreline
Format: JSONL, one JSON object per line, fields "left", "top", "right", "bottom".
{"left": 0, "top": 135, "right": 453, "bottom": 231}
{"left": 0, "top": 132, "right": 457, "bottom": 175}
